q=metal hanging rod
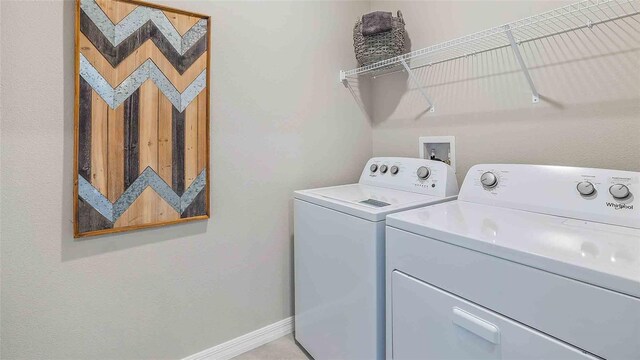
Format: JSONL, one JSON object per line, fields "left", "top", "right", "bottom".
{"left": 340, "top": 0, "right": 640, "bottom": 80}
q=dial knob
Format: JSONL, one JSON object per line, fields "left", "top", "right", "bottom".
{"left": 480, "top": 172, "right": 498, "bottom": 188}
{"left": 576, "top": 181, "right": 596, "bottom": 196}
{"left": 416, "top": 166, "right": 430, "bottom": 180}
{"left": 609, "top": 184, "right": 631, "bottom": 200}
{"left": 380, "top": 165, "right": 388, "bottom": 174}
{"left": 370, "top": 164, "right": 378, "bottom": 173}
{"left": 390, "top": 166, "right": 399, "bottom": 175}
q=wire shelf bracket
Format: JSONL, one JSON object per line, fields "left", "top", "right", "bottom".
{"left": 505, "top": 25, "right": 540, "bottom": 103}
{"left": 400, "top": 58, "right": 436, "bottom": 112}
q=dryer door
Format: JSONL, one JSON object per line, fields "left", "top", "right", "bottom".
{"left": 391, "top": 271, "right": 596, "bottom": 360}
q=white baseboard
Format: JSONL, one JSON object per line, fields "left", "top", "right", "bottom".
{"left": 183, "top": 317, "right": 294, "bottom": 360}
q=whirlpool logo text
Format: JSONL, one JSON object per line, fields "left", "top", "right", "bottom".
{"left": 606, "top": 202, "right": 634, "bottom": 210}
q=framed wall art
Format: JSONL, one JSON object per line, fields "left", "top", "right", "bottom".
{"left": 74, "top": 0, "right": 210, "bottom": 237}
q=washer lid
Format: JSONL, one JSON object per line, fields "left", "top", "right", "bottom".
{"left": 294, "top": 184, "right": 455, "bottom": 222}
{"left": 386, "top": 201, "right": 640, "bottom": 298}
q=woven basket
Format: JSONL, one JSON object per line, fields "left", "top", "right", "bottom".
{"left": 353, "top": 10, "right": 406, "bottom": 68}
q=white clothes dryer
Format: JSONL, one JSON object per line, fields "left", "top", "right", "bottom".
{"left": 386, "top": 164, "right": 640, "bottom": 360}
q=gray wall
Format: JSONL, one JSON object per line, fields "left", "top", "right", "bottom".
{"left": 368, "top": 1, "right": 640, "bottom": 184}
{"left": 0, "top": 1, "right": 371, "bottom": 358}
{"left": 1, "top": 0, "right": 639, "bottom": 359}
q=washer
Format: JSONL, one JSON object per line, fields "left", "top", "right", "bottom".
{"left": 385, "top": 164, "right": 640, "bottom": 360}
{"left": 294, "top": 157, "right": 459, "bottom": 360}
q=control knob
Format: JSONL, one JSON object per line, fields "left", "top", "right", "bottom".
{"left": 390, "top": 166, "right": 399, "bottom": 175}
{"left": 416, "top": 166, "right": 430, "bottom": 180}
{"left": 481, "top": 172, "right": 498, "bottom": 188}
{"left": 609, "top": 184, "right": 631, "bottom": 200}
{"left": 380, "top": 165, "right": 388, "bottom": 174}
{"left": 576, "top": 181, "right": 596, "bottom": 196}
{"left": 370, "top": 164, "right": 378, "bottom": 173}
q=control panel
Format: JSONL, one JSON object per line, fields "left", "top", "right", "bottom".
{"left": 459, "top": 164, "right": 639, "bottom": 229}
{"left": 359, "top": 157, "right": 459, "bottom": 197}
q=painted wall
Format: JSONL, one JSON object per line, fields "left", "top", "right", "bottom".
{"left": 0, "top": 1, "right": 371, "bottom": 358}
{"left": 367, "top": 1, "right": 640, "bottom": 184}
{"left": 2, "top": 0, "right": 639, "bottom": 358}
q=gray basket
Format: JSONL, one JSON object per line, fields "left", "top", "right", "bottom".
{"left": 353, "top": 11, "right": 406, "bottom": 68}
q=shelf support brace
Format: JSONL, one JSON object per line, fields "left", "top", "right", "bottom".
{"left": 339, "top": 70, "right": 347, "bottom": 87}
{"left": 400, "top": 58, "right": 435, "bottom": 112}
{"left": 505, "top": 26, "right": 539, "bottom": 103}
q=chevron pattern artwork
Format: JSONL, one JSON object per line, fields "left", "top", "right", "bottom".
{"left": 74, "top": 0, "right": 210, "bottom": 237}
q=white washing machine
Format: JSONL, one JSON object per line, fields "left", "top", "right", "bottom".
{"left": 294, "top": 157, "right": 459, "bottom": 360}
{"left": 385, "top": 164, "right": 640, "bottom": 360}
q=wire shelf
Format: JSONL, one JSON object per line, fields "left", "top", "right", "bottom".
{"left": 340, "top": 0, "right": 640, "bottom": 80}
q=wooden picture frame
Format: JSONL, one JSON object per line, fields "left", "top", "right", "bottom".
{"left": 74, "top": 0, "right": 211, "bottom": 237}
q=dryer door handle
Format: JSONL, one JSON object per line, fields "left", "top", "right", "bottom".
{"left": 452, "top": 307, "right": 501, "bottom": 344}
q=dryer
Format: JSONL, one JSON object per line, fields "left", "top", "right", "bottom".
{"left": 294, "top": 157, "right": 458, "bottom": 360}
{"left": 385, "top": 164, "right": 640, "bottom": 359}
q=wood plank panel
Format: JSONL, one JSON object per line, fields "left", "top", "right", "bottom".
{"left": 95, "top": 0, "right": 138, "bottom": 24}
{"left": 196, "top": 90, "right": 207, "bottom": 173}
{"left": 157, "top": 93, "right": 173, "bottom": 185}
{"left": 113, "top": 188, "right": 151, "bottom": 227}
{"left": 171, "top": 106, "right": 185, "bottom": 196}
{"left": 113, "top": 187, "right": 180, "bottom": 227}
{"left": 80, "top": 10, "right": 207, "bottom": 74}
{"left": 163, "top": 10, "right": 202, "bottom": 35}
{"left": 139, "top": 80, "right": 159, "bottom": 173}
{"left": 184, "top": 97, "right": 199, "bottom": 188}
{"left": 139, "top": 80, "right": 159, "bottom": 224}
{"left": 107, "top": 104, "right": 125, "bottom": 202}
{"left": 180, "top": 186, "right": 207, "bottom": 218}
{"left": 90, "top": 90, "right": 108, "bottom": 196}
{"left": 156, "top": 199, "right": 181, "bottom": 222}
{"left": 78, "top": 198, "right": 113, "bottom": 233}
{"left": 114, "top": 80, "right": 158, "bottom": 227}
{"left": 77, "top": 81, "right": 114, "bottom": 233}
{"left": 123, "top": 89, "right": 140, "bottom": 188}
{"left": 113, "top": 29, "right": 151, "bottom": 89}
{"left": 117, "top": 89, "right": 139, "bottom": 229}
{"left": 78, "top": 78, "right": 93, "bottom": 180}
{"left": 79, "top": 33, "right": 207, "bottom": 91}
{"left": 115, "top": 81, "right": 159, "bottom": 228}
{"left": 78, "top": 32, "right": 116, "bottom": 86}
